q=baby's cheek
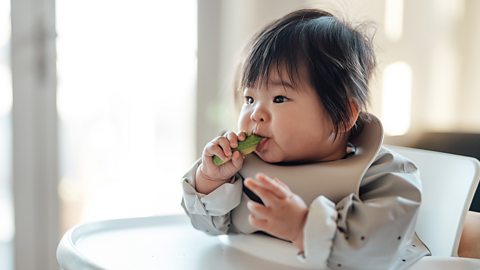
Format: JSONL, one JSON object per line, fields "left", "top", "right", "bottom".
{"left": 279, "top": 121, "right": 300, "bottom": 140}
{"left": 237, "top": 114, "right": 250, "bottom": 131}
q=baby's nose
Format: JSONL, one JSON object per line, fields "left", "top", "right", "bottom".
{"left": 250, "top": 105, "right": 268, "bottom": 122}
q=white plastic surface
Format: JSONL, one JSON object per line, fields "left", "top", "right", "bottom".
{"left": 57, "top": 214, "right": 480, "bottom": 270}
{"left": 57, "top": 215, "right": 303, "bottom": 270}
{"left": 388, "top": 145, "right": 480, "bottom": 256}
{"left": 219, "top": 233, "right": 310, "bottom": 268}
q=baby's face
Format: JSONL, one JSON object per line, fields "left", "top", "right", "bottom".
{"left": 238, "top": 67, "right": 347, "bottom": 163}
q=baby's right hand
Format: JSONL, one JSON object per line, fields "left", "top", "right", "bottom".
{"left": 199, "top": 131, "right": 247, "bottom": 181}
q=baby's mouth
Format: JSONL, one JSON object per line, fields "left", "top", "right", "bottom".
{"left": 255, "top": 137, "right": 269, "bottom": 152}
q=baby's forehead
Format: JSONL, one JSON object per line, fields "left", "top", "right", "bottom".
{"left": 247, "top": 63, "right": 309, "bottom": 90}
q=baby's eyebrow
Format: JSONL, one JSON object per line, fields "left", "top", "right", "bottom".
{"left": 269, "top": 79, "right": 294, "bottom": 89}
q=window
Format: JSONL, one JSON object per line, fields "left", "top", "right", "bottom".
{"left": 382, "top": 62, "right": 412, "bottom": 136}
{"left": 56, "top": 0, "right": 197, "bottom": 231}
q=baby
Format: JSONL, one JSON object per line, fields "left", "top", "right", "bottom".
{"left": 182, "top": 9, "right": 430, "bottom": 269}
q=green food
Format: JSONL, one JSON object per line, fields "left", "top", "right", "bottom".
{"left": 213, "top": 134, "right": 263, "bottom": 166}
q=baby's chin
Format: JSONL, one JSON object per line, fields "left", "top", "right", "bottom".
{"left": 255, "top": 151, "right": 286, "bottom": 164}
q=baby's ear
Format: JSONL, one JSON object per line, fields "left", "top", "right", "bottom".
{"left": 343, "top": 99, "right": 360, "bottom": 132}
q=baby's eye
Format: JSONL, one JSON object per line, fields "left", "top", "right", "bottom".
{"left": 273, "top": 95, "right": 289, "bottom": 103}
{"left": 245, "top": 96, "right": 254, "bottom": 104}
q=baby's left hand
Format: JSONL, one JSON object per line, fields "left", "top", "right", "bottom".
{"left": 244, "top": 173, "right": 308, "bottom": 249}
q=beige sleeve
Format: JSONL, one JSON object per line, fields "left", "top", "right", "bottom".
{"left": 180, "top": 159, "right": 243, "bottom": 235}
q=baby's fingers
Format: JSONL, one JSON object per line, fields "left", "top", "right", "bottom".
{"left": 205, "top": 137, "right": 231, "bottom": 163}
{"left": 230, "top": 151, "right": 244, "bottom": 169}
{"left": 225, "top": 131, "right": 239, "bottom": 148}
{"left": 244, "top": 177, "right": 278, "bottom": 207}
{"left": 256, "top": 173, "right": 289, "bottom": 199}
{"left": 225, "top": 131, "right": 248, "bottom": 148}
{"left": 216, "top": 136, "right": 233, "bottom": 157}
{"left": 272, "top": 177, "right": 291, "bottom": 192}
{"left": 247, "top": 201, "right": 269, "bottom": 220}
{"left": 248, "top": 214, "right": 268, "bottom": 231}
{"left": 237, "top": 131, "right": 248, "bottom": 141}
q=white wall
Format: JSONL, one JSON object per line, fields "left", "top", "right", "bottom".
{"left": 459, "top": 0, "right": 480, "bottom": 129}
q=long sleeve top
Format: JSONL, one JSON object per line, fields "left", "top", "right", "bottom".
{"left": 181, "top": 115, "right": 430, "bottom": 270}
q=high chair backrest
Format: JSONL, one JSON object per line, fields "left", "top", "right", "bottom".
{"left": 387, "top": 145, "right": 480, "bottom": 257}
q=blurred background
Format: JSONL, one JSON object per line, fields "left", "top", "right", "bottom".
{"left": 1, "top": 0, "right": 479, "bottom": 269}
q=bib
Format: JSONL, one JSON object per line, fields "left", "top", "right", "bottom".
{"left": 232, "top": 114, "right": 384, "bottom": 234}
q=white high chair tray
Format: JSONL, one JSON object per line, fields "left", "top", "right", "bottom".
{"left": 57, "top": 215, "right": 480, "bottom": 270}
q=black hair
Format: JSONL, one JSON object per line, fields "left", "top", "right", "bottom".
{"left": 238, "top": 9, "right": 376, "bottom": 135}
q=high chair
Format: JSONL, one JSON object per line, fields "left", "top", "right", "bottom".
{"left": 57, "top": 146, "right": 480, "bottom": 269}
{"left": 387, "top": 145, "right": 480, "bottom": 257}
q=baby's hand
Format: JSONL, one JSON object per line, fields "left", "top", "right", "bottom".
{"left": 199, "top": 131, "right": 247, "bottom": 182}
{"left": 244, "top": 173, "right": 308, "bottom": 250}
